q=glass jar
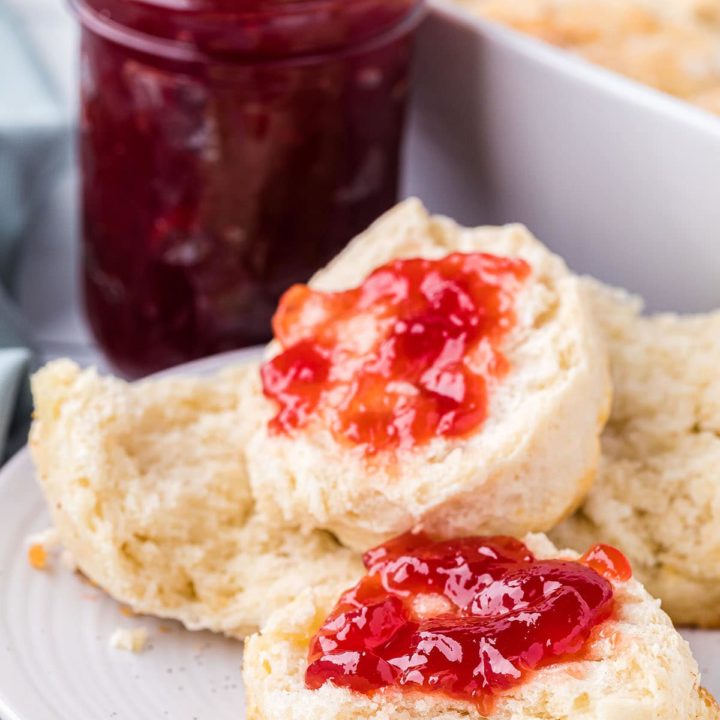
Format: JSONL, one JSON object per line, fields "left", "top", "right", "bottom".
{"left": 72, "top": 0, "right": 425, "bottom": 377}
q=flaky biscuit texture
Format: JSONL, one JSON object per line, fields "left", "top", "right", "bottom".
{"left": 30, "top": 360, "right": 363, "bottom": 638}
{"left": 552, "top": 280, "right": 720, "bottom": 627}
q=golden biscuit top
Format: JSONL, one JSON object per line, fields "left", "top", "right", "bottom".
{"left": 450, "top": 0, "right": 720, "bottom": 112}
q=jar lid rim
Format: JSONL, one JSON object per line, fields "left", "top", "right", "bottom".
{"left": 71, "top": 0, "right": 426, "bottom": 64}
{"left": 127, "top": 0, "right": 406, "bottom": 10}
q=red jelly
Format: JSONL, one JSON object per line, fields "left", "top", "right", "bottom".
{"left": 580, "top": 543, "right": 633, "bottom": 583}
{"left": 262, "top": 253, "right": 531, "bottom": 453}
{"left": 73, "top": 0, "right": 425, "bottom": 377}
{"left": 305, "top": 532, "right": 630, "bottom": 707}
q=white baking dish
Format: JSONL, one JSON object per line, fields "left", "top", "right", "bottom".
{"left": 403, "top": 1, "right": 720, "bottom": 313}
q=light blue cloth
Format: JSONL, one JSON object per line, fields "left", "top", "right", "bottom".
{"left": 0, "top": 2, "right": 71, "bottom": 457}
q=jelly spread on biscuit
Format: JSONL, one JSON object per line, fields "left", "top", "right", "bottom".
{"left": 305, "top": 533, "right": 630, "bottom": 708}
{"left": 580, "top": 543, "right": 632, "bottom": 583}
{"left": 261, "top": 253, "right": 530, "bottom": 453}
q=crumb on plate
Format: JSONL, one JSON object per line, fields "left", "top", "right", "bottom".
{"left": 110, "top": 627, "right": 149, "bottom": 653}
{"left": 27, "top": 544, "right": 47, "bottom": 570}
{"left": 26, "top": 526, "right": 74, "bottom": 571}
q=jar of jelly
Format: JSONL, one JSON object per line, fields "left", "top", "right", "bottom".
{"left": 72, "top": 0, "right": 425, "bottom": 376}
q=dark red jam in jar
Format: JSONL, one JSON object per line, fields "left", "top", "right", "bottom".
{"left": 73, "top": 0, "right": 425, "bottom": 376}
{"left": 261, "top": 253, "right": 531, "bottom": 453}
{"left": 305, "top": 532, "right": 631, "bottom": 708}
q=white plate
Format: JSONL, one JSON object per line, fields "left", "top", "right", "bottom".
{"left": 0, "top": 348, "right": 718, "bottom": 720}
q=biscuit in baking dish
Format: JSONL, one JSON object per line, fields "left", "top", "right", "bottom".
{"left": 450, "top": 0, "right": 720, "bottom": 114}
{"left": 243, "top": 532, "right": 718, "bottom": 720}
{"left": 246, "top": 199, "right": 611, "bottom": 550}
{"left": 29, "top": 360, "right": 363, "bottom": 638}
{"left": 552, "top": 280, "right": 720, "bottom": 627}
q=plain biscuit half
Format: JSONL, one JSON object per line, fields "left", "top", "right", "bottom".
{"left": 246, "top": 199, "right": 612, "bottom": 550}
{"left": 244, "top": 533, "right": 718, "bottom": 720}
{"left": 552, "top": 280, "right": 720, "bottom": 627}
{"left": 30, "top": 360, "right": 363, "bottom": 638}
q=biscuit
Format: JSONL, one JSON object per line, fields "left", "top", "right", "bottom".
{"left": 30, "top": 360, "right": 363, "bottom": 637}
{"left": 450, "top": 0, "right": 720, "bottom": 113}
{"left": 552, "top": 280, "right": 720, "bottom": 627}
{"left": 244, "top": 533, "right": 717, "bottom": 720}
{"left": 246, "top": 199, "right": 611, "bottom": 550}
